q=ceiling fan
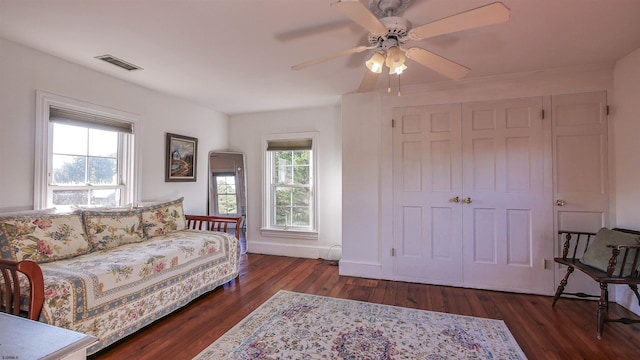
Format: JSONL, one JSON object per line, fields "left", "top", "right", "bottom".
{"left": 291, "top": 0, "right": 510, "bottom": 93}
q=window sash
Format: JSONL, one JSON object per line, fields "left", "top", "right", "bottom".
{"left": 269, "top": 174, "right": 313, "bottom": 229}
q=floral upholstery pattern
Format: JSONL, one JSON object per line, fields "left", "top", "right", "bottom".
{"left": 83, "top": 209, "right": 146, "bottom": 250}
{"left": 0, "top": 213, "right": 91, "bottom": 263}
{"left": 38, "top": 229, "right": 240, "bottom": 354}
{"left": 140, "top": 197, "right": 186, "bottom": 237}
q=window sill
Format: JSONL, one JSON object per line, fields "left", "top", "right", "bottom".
{"left": 259, "top": 228, "right": 318, "bottom": 240}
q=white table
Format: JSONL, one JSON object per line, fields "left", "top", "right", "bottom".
{"left": 0, "top": 313, "right": 97, "bottom": 360}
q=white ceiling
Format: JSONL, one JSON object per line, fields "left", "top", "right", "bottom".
{"left": 1, "top": 0, "right": 640, "bottom": 115}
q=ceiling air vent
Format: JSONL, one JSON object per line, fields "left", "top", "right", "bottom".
{"left": 94, "top": 55, "right": 143, "bottom": 71}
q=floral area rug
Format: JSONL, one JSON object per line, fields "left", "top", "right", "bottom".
{"left": 194, "top": 290, "right": 527, "bottom": 359}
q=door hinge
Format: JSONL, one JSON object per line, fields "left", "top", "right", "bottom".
{"left": 391, "top": 119, "right": 395, "bottom": 128}
{"left": 606, "top": 105, "right": 610, "bottom": 115}
{"left": 391, "top": 248, "right": 396, "bottom": 256}
{"left": 541, "top": 109, "right": 545, "bottom": 119}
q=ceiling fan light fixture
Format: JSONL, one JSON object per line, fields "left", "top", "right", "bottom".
{"left": 365, "top": 52, "right": 385, "bottom": 73}
{"left": 389, "top": 63, "right": 407, "bottom": 75}
{"left": 385, "top": 46, "right": 406, "bottom": 74}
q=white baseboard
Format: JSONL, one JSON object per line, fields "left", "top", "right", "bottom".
{"left": 615, "top": 286, "right": 640, "bottom": 316}
{"left": 338, "top": 260, "right": 382, "bottom": 278}
{"left": 247, "top": 241, "right": 321, "bottom": 259}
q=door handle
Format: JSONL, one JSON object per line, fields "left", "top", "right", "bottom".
{"left": 556, "top": 199, "right": 566, "bottom": 206}
{"left": 463, "top": 197, "right": 472, "bottom": 204}
{"left": 452, "top": 196, "right": 460, "bottom": 203}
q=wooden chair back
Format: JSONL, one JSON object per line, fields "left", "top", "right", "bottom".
{"left": 185, "top": 215, "right": 243, "bottom": 240}
{"left": 0, "top": 259, "right": 44, "bottom": 320}
{"left": 553, "top": 228, "right": 640, "bottom": 338}
{"left": 558, "top": 229, "right": 640, "bottom": 279}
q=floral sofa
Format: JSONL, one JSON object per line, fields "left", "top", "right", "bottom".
{"left": 0, "top": 198, "right": 240, "bottom": 354}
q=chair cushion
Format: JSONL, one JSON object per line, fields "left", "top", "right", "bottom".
{"left": 82, "top": 208, "right": 146, "bottom": 250}
{"left": 0, "top": 213, "right": 91, "bottom": 263}
{"left": 580, "top": 227, "right": 640, "bottom": 274}
{"left": 140, "top": 197, "right": 186, "bottom": 238}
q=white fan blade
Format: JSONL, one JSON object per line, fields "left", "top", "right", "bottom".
{"left": 291, "top": 45, "right": 371, "bottom": 71}
{"left": 331, "top": 0, "right": 387, "bottom": 34}
{"left": 405, "top": 47, "right": 470, "bottom": 79}
{"left": 358, "top": 69, "right": 380, "bottom": 93}
{"left": 409, "top": 2, "right": 510, "bottom": 40}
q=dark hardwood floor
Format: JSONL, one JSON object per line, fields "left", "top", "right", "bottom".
{"left": 91, "top": 253, "right": 640, "bottom": 359}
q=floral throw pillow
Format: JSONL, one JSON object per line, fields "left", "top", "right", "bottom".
{"left": 140, "top": 197, "right": 186, "bottom": 238}
{"left": 0, "top": 213, "right": 91, "bottom": 263}
{"left": 82, "top": 209, "right": 146, "bottom": 250}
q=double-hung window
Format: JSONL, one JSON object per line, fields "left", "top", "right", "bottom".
{"left": 35, "top": 91, "right": 138, "bottom": 210}
{"left": 261, "top": 132, "right": 318, "bottom": 239}
{"left": 213, "top": 173, "right": 238, "bottom": 215}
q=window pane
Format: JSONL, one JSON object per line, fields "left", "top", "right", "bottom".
{"left": 291, "top": 187, "right": 310, "bottom": 206}
{"left": 275, "top": 207, "right": 290, "bottom": 226}
{"left": 274, "top": 152, "right": 292, "bottom": 184}
{"left": 88, "top": 129, "right": 118, "bottom": 157}
{"left": 52, "top": 155, "right": 86, "bottom": 185}
{"left": 293, "top": 166, "right": 309, "bottom": 185}
{"left": 292, "top": 207, "right": 310, "bottom": 226}
{"left": 217, "top": 184, "right": 236, "bottom": 195}
{"left": 90, "top": 189, "right": 118, "bottom": 206}
{"left": 52, "top": 189, "right": 88, "bottom": 205}
{"left": 88, "top": 157, "right": 117, "bottom": 185}
{"left": 292, "top": 150, "right": 310, "bottom": 166}
{"left": 52, "top": 123, "right": 87, "bottom": 156}
{"left": 217, "top": 194, "right": 237, "bottom": 214}
{"left": 275, "top": 187, "right": 292, "bottom": 206}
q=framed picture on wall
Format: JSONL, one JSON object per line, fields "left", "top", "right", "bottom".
{"left": 165, "top": 133, "right": 198, "bottom": 182}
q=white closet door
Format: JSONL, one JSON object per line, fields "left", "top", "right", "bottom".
{"left": 461, "top": 97, "right": 553, "bottom": 294}
{"left": 392, "top": 104, "right": 463, "bottom": 284}
{"left": 552, "top": 91, "right": 609, "bottom": 297}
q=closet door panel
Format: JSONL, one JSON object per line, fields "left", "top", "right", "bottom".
{"left": 552, "top": 91, "right": 608, "bottom": 297}
{"left": 462, "top": 97, "right": 553, "bottom": 294}
{"left": 392, "top": 104, "right": 463, "bottom": 283}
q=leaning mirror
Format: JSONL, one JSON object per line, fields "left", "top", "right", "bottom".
{"left": 208, "top": 151, "right": 247, "bottom": 227}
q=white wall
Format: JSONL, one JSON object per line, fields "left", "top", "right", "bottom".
{"left": 612, "top": 46, "right": 640, "bottom": 314}
{"left": 341, "top": 64, "right": 616, "bottom": 279}
{"left": 0, "top": 38, "right": 229, "bottom": 215}
{"left": 228, "top": 106, "right": 342, "bottom": 259}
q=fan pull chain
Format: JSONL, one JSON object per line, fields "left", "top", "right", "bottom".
{"left": 387, "top": 73, "right": 391, "bottom": 94}
{"left": 397, "top": 73, "right": 401, "bottom": 96}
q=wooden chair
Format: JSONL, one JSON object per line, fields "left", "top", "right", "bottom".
{"left": 552, "top": 229, "right": 640, "bottom": 338}
{"left": 0, "top": 259, "right": 45, "bottom": 320}
{"left": 185, "top": 215, "right": 243, "bottom": 240}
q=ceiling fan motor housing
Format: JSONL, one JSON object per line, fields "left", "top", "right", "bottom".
{"left": 368, "top": 16, "right": 411, "bottom": 48}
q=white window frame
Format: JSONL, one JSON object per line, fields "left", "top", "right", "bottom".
{"left": 261, "top": 132, "right": 318, "bottom": 240}
{"left": 34, "top": 91, "right": 140, "bottom": 210}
